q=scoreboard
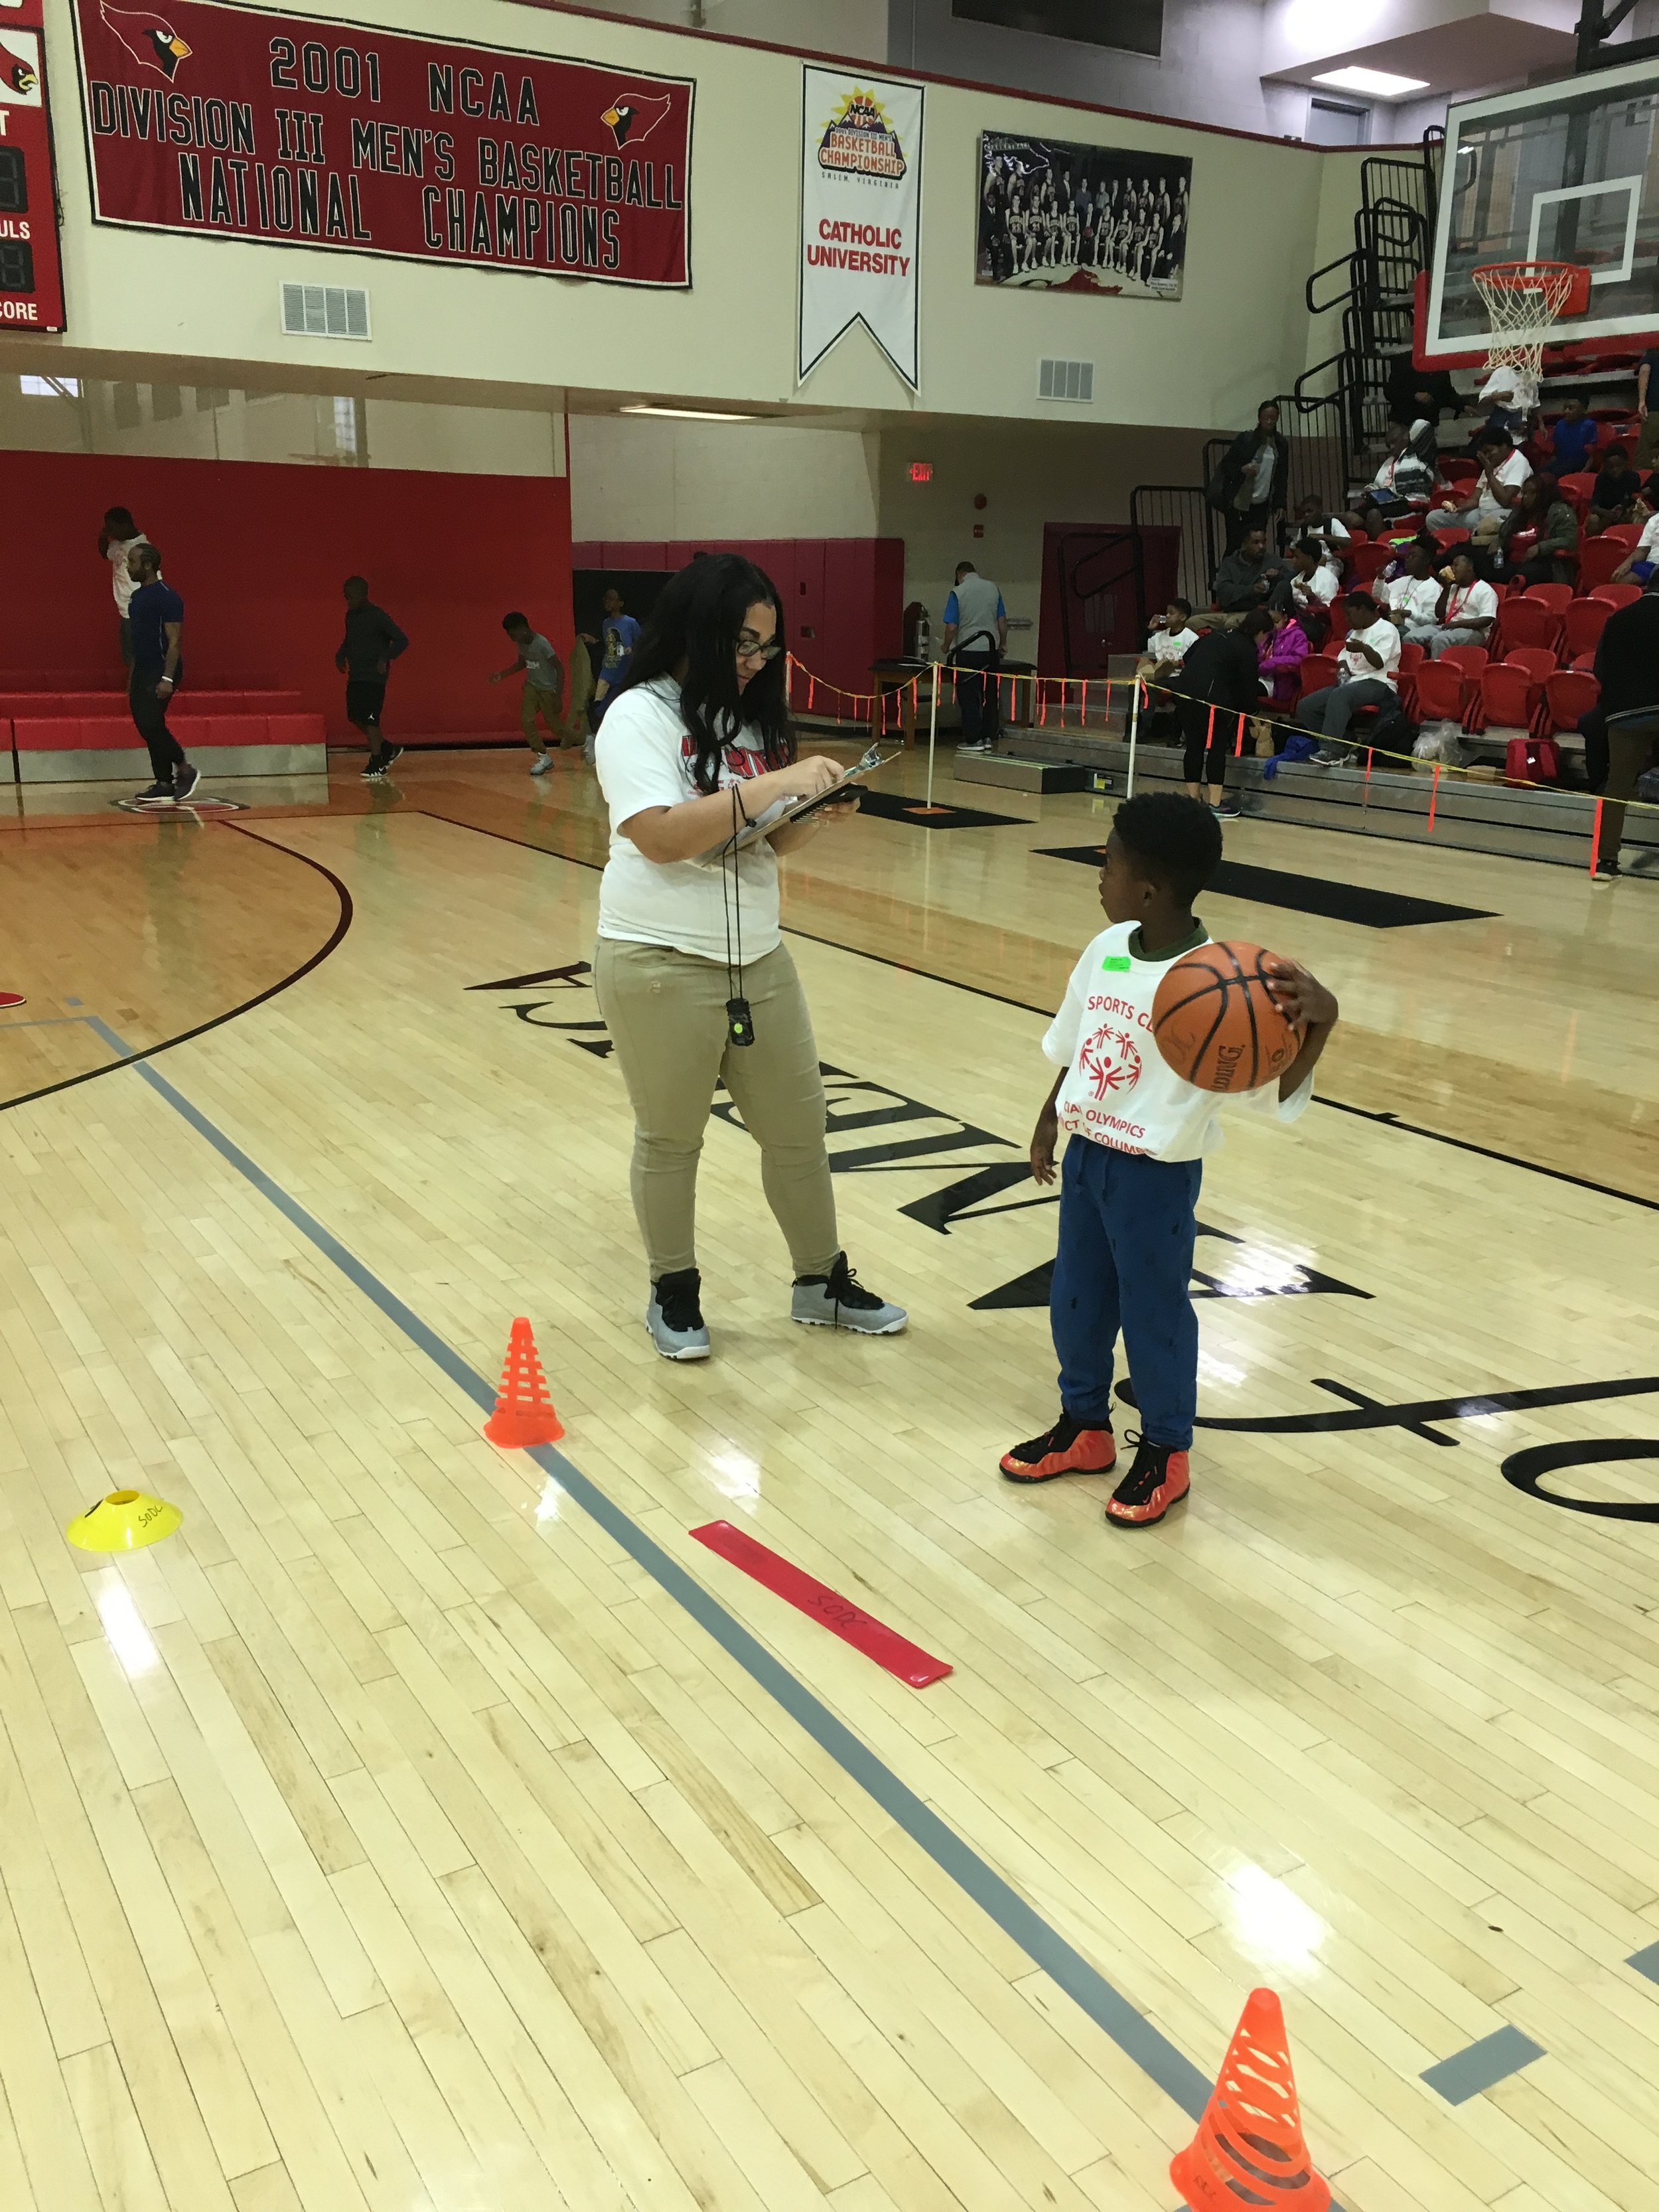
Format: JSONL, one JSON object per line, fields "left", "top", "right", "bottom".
{"left": 0, "top": 0, "right": 65, "bottom": 331}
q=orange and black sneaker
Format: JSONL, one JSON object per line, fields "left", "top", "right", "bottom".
{"left": 1104, "top": 1432, "right": 1190, "bottom": 1527}
{"left": 999, "top": 1413, "right": 1116, "bottom": 1484}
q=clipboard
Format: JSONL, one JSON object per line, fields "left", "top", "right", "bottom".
{"left": 699, "top": 741, "right": 895, "bottom": 862}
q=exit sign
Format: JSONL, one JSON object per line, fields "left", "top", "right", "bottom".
{"left": 908, "top": 461, "right": 933, "bottom": 482}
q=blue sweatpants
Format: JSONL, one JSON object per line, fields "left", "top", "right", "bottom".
{"left": 1050, "top": 1137, "right": 1201, "bottom": 1449}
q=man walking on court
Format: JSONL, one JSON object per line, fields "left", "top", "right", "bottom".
{"left": 336, "top": 576, "right": 409, "bottom": 780}
{"left": 942, "top": 560, "right": 1007, "bottom": 755}
{"left": 126, "top": 543, "right": 198, "bottom": 806}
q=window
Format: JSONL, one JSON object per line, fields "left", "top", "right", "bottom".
{"left": 1307, "top": 98, "right": 1370, "bottom": 148}
{"left": 952, "top": 0, "right": 1162, "bottom": 60}
{"left": 19, "top": 374, "right": 80, "bottom": 396}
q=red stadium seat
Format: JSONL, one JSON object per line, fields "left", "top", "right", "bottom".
{"left": 1601, "top": 522, "right": 1642, "bottom": 549}
{"left": 1441, "top": 456, "right": 1479, "bottom": 485}
{"left": 1397, "top": 639, "right": 1425, "bottom": 717}
{"left": 1348, "top": 542, "right": 1391, "bottom": 583}
{"left": 1506, "top": 646, "right": 1559, "bottom": 687}
{"left": 1558, "top": 472, "right": 1597, "bottom": 517}
{"left": 1573, "top": 650, "right": 1598, "bottom": 672}
{"left": 1493, "top": 596, "right": 1562, "bottom": 658}
{"left": 1590, "top": 582, "right": 1642, "bottom": 609}
{"left": 1539, "top": 668, "right": 1601, "bottom": 739}
{"left": 1438, "top": 644, "right": 1489, "bottom": 684}
{"left": 1576, "top": 538, "right": 1630, "bottom": 591}
{"left": 1562, "top": 595, "right": 1612, "bottom": 660}
{"left": 1467, "top": 662, "right": 1542, "bottom": 735}
{"left": 1297, "top": 653, "right": 1340, "bottom": 700}
{"left": 1410, "top": 660, "right": 1470, "bottom": 723}
{"left": 1524, "top": 582, "right": 1574, "bottom": 616}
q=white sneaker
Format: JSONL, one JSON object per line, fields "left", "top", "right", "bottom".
{"left": 530, "top": 753, "right": 554, "bottom": 776}
{"left": 646, "top": 1270, "right": 711, "bottom": 1361}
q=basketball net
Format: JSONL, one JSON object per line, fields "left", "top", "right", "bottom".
{"left": 1471, "top": 260, "right": 1579, "bottom": 396}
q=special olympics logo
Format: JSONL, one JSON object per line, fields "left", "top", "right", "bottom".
{"left": 1077, "top": 1025, "right": 1141, "bottom": 1100}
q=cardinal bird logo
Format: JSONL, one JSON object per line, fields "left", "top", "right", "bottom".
{"left": 8, "top": 56, "right": 38, "bottom": 96}
{"left": 600, "top": 90, "right": 672, "bottom": 149}
{"left": 100, "top": 1, "right": 193, "bottom": 78}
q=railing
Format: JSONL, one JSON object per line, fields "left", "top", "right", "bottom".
{"left": 1127, "top": 486, "right": 1214, "bottom": 617}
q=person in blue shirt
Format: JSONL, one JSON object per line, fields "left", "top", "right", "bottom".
{"left": 1546, "top": 394, "right": 1599, "bottom": 475}
{"left": 942, "top": 561, "right": 1008, "bottom": 753}
{"left": 125, "top": 544, "right": 198, "bottom": 804}
{"left": 589, "top": 587, "right": 642, "bottom": 743}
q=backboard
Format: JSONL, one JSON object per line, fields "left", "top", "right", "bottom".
{"left": 1424, "top": 59, "right": 1659, "bottom": 358}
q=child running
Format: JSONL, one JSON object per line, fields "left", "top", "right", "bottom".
{"left": 489, "top": 612, "right": 567, "bottom": 774}
{"left": 1000, "top": 794, "right": 1338, "bottom": 1526}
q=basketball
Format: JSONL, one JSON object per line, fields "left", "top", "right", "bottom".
{"left": 1151, "top": 941, "right": 1301, "bottom": 1092}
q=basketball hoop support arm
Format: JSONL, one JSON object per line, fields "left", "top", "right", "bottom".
{"left": 1574, "top": 0, "right": 1659, "bottom": 72}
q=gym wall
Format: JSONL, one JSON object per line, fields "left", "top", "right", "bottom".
{"left": 8, "top": 448, "right": 571, "bottom": 737}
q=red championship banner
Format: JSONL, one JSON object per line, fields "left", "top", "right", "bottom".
{"left": 69, "top": 0, "right": 693, "bottom": 287}
{"left": 1, "top": 0, "right": 68, "bottom": 331}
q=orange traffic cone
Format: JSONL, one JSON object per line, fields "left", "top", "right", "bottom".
{"left": 483, "top": 1318, "right": 565, "bottom": 1448}
{"left": 1171, "top": 1988, "right": 1329, "bottom": 2212}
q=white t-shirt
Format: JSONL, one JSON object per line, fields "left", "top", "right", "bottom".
{"left": 1477, "top": 450, "right": 1532, "bottom": 518}
{"left": 1147, "top": 625, "right": 1198, "bottom": 664}
{"left": 1044, "top": 922, "right": 1312, "bottom": 1163}
{"left": 596, "top": 678, "right": 788, "bottom": 964}
{"left": 108, "top": 533, "right": 150, "bottom": 615}
{"left": 1387, "top": 574, "right": 1443, "bottom": 627}
{"left": 1294, "top": 565, "right": 1338, "bottom": 609}
{"left": 1337, "top": 619, "right": 1401, "bottom": 691}
{"left": 1635, "top": 512, "right": 1659, "bottom": 557}
{"left": 1443, "top": 579, "right": 1498, "bottom": 629}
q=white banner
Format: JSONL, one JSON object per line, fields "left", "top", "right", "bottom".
{"left": 799, "top": 68, "right": 923, "bottom": 391}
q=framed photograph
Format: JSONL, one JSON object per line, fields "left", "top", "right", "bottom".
{"left": 977, "top": 133, "right": 1190, "bottom": 300}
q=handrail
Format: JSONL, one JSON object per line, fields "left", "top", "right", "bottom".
{"left": 1306, "top": 250, "right": 1361, "bottom": 319}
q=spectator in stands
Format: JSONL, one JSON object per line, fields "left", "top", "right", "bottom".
{"left": 1413, "top": 548, "right": 1498, "bottom": 658}
{"left": 98, "top": 505, "right": 150, "bottom": 668}
{"left": 1611, "top": 490, "right": 1659, "bottom": 586}
{"left": 1351, "top": 422, "right": 1437, "bottom": 536}
{"left": 1383, "top": 540, "right": 1443, "bottom": 637}
{"left": 1277, "top": 539, "right": 1338, "bottom": 645}
{"left": 1292, "top": 492, "right": 1354, "bottom": 562}
{"left": 1294, "top": 590, "right": 1400, "bottom": 765}
{"left": 1636, "top": 346, "right": 1659, "bottom": 469}
{"left": 1544, "top": 394, "right": 1599, "bottom": 476}
{"left": 1587, "top": 445, "right": 1644, "bottom": 533}
{"left": 942, "top": 560, "right": 1007, "bottom": 755}
{"left": 1177, "top": 607, "right": 1273, "bottom": 818}
{"left": 1257, "top": 600, "right": 1311, "bottom": 711}
{"left": 1212, "top": 526, "right": 1286, "bottom": 614}
{"left": 1138, "top": 597, "right": 1198, "bottom": 683}
{"left": 1495, "top": 474, "right": 1579, "bottom": 586}
{"left": 1426, "top": 430, "right": 1531, "bottom": 547}
{"left": 1385, "top": 360, "right": 1458, "bottom": 437}
{"left": 1210, "top": 402, "right": 1289, "bottom": 554}
{"left": 1586, "top": 587, "right": 1659, "bottom": 879}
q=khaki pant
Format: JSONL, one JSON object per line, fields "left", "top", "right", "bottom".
{"left": 1597, "top": 719, "right": 1659, "bottom": 865}
{"left": 595, "top": 937, "right": 840, "bottom": 1281}
{"left": 521, "top": 683, "right": 563, "bottom": 751}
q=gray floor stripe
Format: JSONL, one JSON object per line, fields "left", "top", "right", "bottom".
{"left": 1628, "top": 1943, "right": 1659, "bottom": 1984}
{"left": 1421, "top": 2026, "right": 1545, "bottom": 2104}
{"left": 99, "top": 1031, "right": 1258, "bottom": 2146}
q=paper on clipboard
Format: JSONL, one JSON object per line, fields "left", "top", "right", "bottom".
{"left": 697, "top": 741, "right": 895, "bottom": 863}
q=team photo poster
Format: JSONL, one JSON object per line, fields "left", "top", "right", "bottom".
{"left": 977, "top": 133, "right": 1190, "bottom": 301}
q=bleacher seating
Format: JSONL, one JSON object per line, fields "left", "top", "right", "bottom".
{"left": 1, "top": 676, "right": 325, "bottom": 784}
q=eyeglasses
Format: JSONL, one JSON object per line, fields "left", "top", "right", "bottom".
{"left": 736, "top": 634, "right": 782, "bottom": 664}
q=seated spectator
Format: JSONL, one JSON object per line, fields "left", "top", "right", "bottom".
{"left": 1291, "top": 491, "right": 1357, "bottom": 557}
{"left": 1385, "top": 360, "right": 1458, "bottom": 437}
{"left": 1383, "top": 540, "right": 1443, "bottom": 636}
{"left": 1495, "top": 473, "right": 1579, "bottom": 586}
{"left": 1413, "top": 548, "right": 1498, "bottom": 658}
{"left": 1293, "top": 590, "right": 1400, "bottom": 764}
{"left": 1177, "top": 607, "right": 1273, "bottom": 816}
{"left": 1278, "top": 536, "right": 1339, "bottom": 620}
{"left": 1138, "top": 596, "right": 1198, "bottom": 679}
{"left": 1544, "top": 394, "right": 1599, "bottom": 476}
{"left": 1611, "top": 490, "right": 1659, "bottom": 585}
{"left": 1352, "top": 421, "right": 1437, "bottom": 536}
{"left": 1427, "top": 430, "right": 1531, "bottom": 547}
{"left": 1211, "top": 526, "right": 1286, "bottom": 614}
{"left": 1257, "top": 601, "right": 1311, "bottom": 709}
{"left": 1587, "top": 445, "right": 1645, "bottom": 534}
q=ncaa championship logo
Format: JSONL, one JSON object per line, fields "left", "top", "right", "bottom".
{"left": 818, "top": 87, "right": 906, "bottom": 181}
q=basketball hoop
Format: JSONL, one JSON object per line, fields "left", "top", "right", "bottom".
{"left": 1471, "top": 260, "right": 1591, "bottom": 389}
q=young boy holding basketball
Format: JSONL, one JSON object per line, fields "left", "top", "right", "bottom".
{"left": 1001, "top": 794, "right": 1338, "bottom": 1526}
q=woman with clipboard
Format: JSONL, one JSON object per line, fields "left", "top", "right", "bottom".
{"left": 595, "top": 555, "right": 908, "bottom": 1361}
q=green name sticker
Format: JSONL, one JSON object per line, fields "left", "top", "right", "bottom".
{"left": 1100, "top": 955, "right": 1131, "bottom": 972}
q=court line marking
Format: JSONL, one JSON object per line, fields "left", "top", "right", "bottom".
{"left": 407, "top": 807, "right": 1659, "bottom": 1219}
{"left": 1629, "top": 1943, "right": 1659, "bottom": 1984}
{"left": 1421, "top": 2026, "right": 1546, "bottom": 2105}
{"left": 74, "top": 1016, "right": 1297, "bottom": 2170}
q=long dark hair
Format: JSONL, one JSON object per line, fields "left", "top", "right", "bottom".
{"left": 616, "top": 553, "right": 792, "bottom": 792}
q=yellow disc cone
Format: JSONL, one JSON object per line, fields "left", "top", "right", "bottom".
{"left": 66, "top": 1489, "right": 182, "bottom": 1553}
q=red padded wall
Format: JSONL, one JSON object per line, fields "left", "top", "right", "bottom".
{"left": 572, "top": 536, "right": 902, "bottom": 698}
{"left": 1, "top": 449, "right": 572, "bottom": 739}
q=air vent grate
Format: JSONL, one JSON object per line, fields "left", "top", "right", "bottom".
{"left": 281, "top": 283, "right": 372, "bottom": 339}
{"left": 1037, "top": 357, "right": 1094, "bottom": 402}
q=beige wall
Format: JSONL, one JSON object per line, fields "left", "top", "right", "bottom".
{"left": 31, "top": 0, "right": 1360, "bottom": 435}
{"left": 567, "top": 413, "right": 879, "bottom": 538}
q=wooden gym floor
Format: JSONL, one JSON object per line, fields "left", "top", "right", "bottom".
{"left": 1, "top": 745, "right": 1657, "bottom": 2212}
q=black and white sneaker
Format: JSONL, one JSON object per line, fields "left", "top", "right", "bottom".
{"left": 791, "top": 1252, "right": 907, "bottom": 1334}
{"left": 646, "top": 1268, "right": 711, "bottom": 1361}
{"left": 380, "top": 745, "right": 405, "bottom": 773}
{"left": 133, "top": 781, "right": 175, "bottom": 805}
{"left": 173, "top": 762, "right": 201, "bottom": 803}
{"left": 361, "top": 759, "right": 387, "bottom": 782}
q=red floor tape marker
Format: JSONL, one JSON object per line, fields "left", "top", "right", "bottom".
{"left": 689, "top": 1520, "right": 952, "bottom": 1688}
